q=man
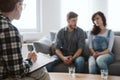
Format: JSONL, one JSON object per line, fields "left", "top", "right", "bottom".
{"left": 0, "top": 0, "right": 50, "bottom": 80}
{"left": 47, "top": 11, "right": 85, "bottom": 73}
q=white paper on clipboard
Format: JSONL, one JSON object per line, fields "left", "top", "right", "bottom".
{"left": 29, "top": 52, "right": 56, "bottom": 72}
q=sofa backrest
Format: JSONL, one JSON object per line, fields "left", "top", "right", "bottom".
{"left": 33, "top": 35, "right": 52, "bottom": 54}
{"left": 112, "top": 36, "right": 120, "bottom": 61}
{"left": 34, "top": 31, "right": 120, "bottom": 61}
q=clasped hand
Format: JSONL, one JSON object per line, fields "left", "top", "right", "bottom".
{"left": 63, "top": 56, "right": 73, "bottom": 65}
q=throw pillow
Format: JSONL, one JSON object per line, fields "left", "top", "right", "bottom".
{"left": 33, "top": 35, "right": 51, "bottom": 54}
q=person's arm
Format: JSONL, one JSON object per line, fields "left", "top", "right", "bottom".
{"left": 1, "top": 21, "right": 25, "bottom": 77}
{"left": 1, "top": 20, "right": 36, "bottom": 77}
{"left": 88, "top": 32, "right": 98, "bottom": 57}
{"left": 72, "top": 29, "right": 85, "bottom": 60}
{"left": 97, "top": 31, "right": 115, "bottom": 55}
{"left": 54, "top": 30, "right": 71, "bottom": 64}
{"left": 54, "top": 30, "right": 65, "bottom": 60}
{"left": 55, "top": 49, "right": 65, "bottom": 61}
{"left": 72, "top": 48, "right": 82, "bottom": 60}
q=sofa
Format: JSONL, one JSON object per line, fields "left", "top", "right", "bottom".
{"left": 33, "top": 31, "right": 120, "bottom": 76}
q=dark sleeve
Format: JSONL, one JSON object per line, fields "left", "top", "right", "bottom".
{"left": 77, "top": 29, "right": 85, "bottom": 49}
{"left": 1, "top": 21, "right": 33, "bottom": 78}
{"left": 1, "top": 22, "right": 25, "bottom": 77}
{"left": 54, "top": 30, "right": 63, "bottom": 50}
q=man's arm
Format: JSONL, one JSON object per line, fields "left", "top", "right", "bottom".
{"left": 55, "top": 49, "right": 72, "bottom": 65}
{"left": 72, "top": 48, "right": 83, "bottom": 60}
{"left": 54, "top": 29, "right": 73, "bottom": 65}
{"left": 55, "top": 49, "right": 64, "bottom": 61}
{"left": 72, "top": 29, "right": 85, "bottom": 60}
{"left": 54, "top": 30, "right": 65, "bottom": 61}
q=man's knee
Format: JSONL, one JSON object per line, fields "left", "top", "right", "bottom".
{"left": 75, "top": 56, "right": 85, "bottom": 64}
{"left": 29, "top": 68, "right": 50, "bottom": 80}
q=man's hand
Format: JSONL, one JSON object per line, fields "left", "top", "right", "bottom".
{"left": 28, "top": 52, "right": 37, "bottom": 62}
{"left": 63, "top": 56, "right": 73, "bottom": 65}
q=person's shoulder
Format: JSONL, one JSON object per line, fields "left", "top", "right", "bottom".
{"left": 58, "top": 27, "right": 66, "bottom": 32}
{"left": 106, "top": 29, "right": 114, "bottom": 36}
{"left": 0, "top": 16, "right": 9, "bottom": 30}
{"left": 107, "top": 29, "right": 114, "bottom": 33}
{"left": 76, "top": 27, "right": 84, "bottom": 32}
{"left": 56, "top": 27, "right": 66, "bottom": 36}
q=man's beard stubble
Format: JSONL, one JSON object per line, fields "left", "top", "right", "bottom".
{"left": 69, "top": 24, "right": 76, "bottom": 30}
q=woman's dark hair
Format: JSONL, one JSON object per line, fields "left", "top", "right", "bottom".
{"left": 67, "top": 11, "right": 78, "bottom": 20}
{"left": 0, "top": 0, "right": 22, "bottom": 12}
{"left": 91, "top": 11, "right": 107, "bottom": 35}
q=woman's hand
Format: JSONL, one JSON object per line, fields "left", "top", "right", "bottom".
{"left": 93, "top": 52, "right": 98, "bottom": 58}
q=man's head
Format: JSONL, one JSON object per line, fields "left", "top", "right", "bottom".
{"left": 0, "top": 0, "right": 24, "bottom": 20}
{"left": 67, "top": 11, "right": 78, "bottom": 29}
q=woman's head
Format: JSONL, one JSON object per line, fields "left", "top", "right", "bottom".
{"left": 92, "top": 11, "right": 106, "bottom": 26}
{"left": 91, "top": 11, "right": 107, "bottom": 35}
{"left": 0, "top": 0, "right": 24, "bottom": 20}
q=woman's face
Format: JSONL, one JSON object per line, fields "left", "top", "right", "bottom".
{"left": 93, "top": 14, "right": 103, "bottom": 27}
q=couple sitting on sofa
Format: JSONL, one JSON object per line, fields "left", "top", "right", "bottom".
{"left": 46, "top": 11, "right": 115, "bottom": 74}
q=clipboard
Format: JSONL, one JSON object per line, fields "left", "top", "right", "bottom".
{"left": 29, "top": 52, "right": 56, "bottom": 72}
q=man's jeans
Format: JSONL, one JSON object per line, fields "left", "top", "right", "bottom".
{"left": 46, "top": 55, "right": 85, "bottom": 73}
{"left": 88, "top": 53, "right": 114, "bottom": 74}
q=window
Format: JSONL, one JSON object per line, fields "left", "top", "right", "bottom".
{"left": 12, "top": 0, "right": 41, "bottom": 32}
{"left": 108, "top": 0, "right": 120, "bottom": 31}
{"left": 61, "top": 0, "right": 92, "bottom": 31}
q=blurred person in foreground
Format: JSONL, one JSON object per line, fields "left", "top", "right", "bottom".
{"left": 0, "top": 0, "right": 50, "bottom": 80}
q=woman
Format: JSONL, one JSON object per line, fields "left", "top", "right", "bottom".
{"left": 88, "top": 11, "right": 115, "bottom": 74}
{"left": 0, "top": 0, "right": 50, "bottom": 80}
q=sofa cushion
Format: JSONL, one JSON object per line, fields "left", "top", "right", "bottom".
{"left": 53, "top": 63, "right": 68, "bottom": 72}
{"left": 33, "top": 35, "right": 51, "bottom": 54}
{"left": 112, "top": 36, "right": 120, "bottom": 61}
{"left": 109, "top": 61, "right": 120, "bottom": 75}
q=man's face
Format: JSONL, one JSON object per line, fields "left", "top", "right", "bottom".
{"left": 67, "top": 17, "right": 77, "bottom": 29}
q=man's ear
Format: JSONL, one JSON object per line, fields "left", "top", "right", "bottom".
{"left": 15, "top": 2, "right": 20, "bottom": 11}
{"left": 67, "top": 19, "right": 70, "bottom": 23}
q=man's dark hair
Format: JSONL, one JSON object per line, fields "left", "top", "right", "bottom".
{"left": 0, "top": 0, "right": 23, "bottom": 12}
{"left": 67, "top": 11, "right": 78, "bottom": 20}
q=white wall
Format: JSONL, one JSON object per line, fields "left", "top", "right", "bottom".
{"left": 22, "top": 0, "right": 61, "bottom": 42}
{"left": 88, "top": 0, "right": 108, "bottom": 18}
{"left": 22, "top": 0, "right": 108, "bottom": 42}
{"left": 42, "top": 0, "right": 61, "bottom": 32}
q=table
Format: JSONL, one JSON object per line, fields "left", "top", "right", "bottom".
{"left": 49, "top": 72, "right": 120, "bottom": 80}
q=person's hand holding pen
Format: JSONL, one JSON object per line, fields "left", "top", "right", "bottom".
{"left": 27, "top": 45, "right": 37, "bottom": 62}
{"left": 28, "top": 52, "right": 37, "bottom": 62}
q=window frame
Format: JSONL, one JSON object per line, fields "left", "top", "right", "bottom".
{"left": 13, "top": 0, "right": 42, "bottom": 32}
